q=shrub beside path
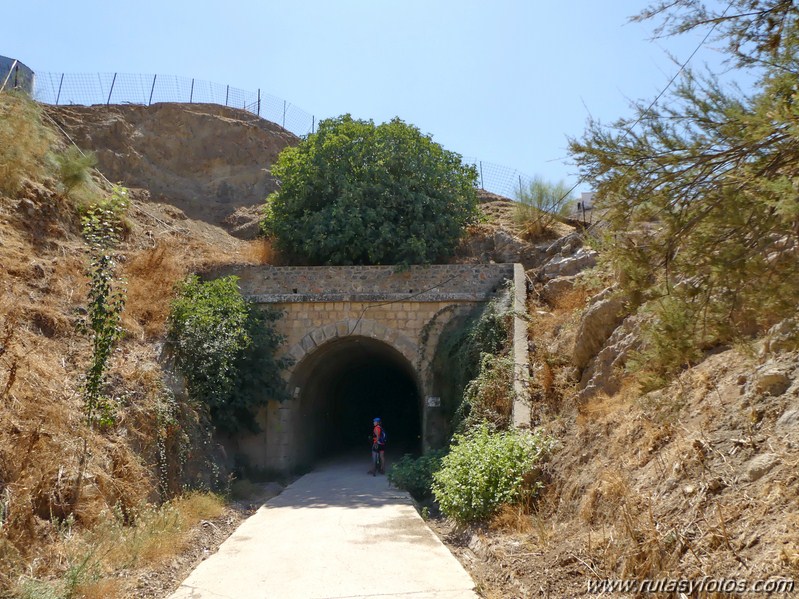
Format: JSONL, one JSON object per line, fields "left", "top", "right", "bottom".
{"left": 168, "top": 456, "right": 478, "bottom": 599}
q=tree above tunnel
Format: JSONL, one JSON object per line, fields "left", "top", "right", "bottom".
{"left": 261, "top": 115, "right": 479, "bottom": 265}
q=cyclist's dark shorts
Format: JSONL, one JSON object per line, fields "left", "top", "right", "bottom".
{"left": 372, "top": 444, "right": 386, "bottom": 452}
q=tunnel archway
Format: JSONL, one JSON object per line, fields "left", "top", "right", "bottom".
{"left": 289, "top": 336, "right": 423, "bottom": 465}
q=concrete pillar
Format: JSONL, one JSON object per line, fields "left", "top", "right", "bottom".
{"left": 512, "top": 263, "right": 531, "bottom": 428}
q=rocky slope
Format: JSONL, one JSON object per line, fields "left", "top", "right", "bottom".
{"left": 434, "top": 231, "right": 799, "bottom": 598}
{"left": 0, "top": 97, "right": 282, "bottom": 596}
{"left": 46, "top": 102, "right": 298, "bottom": 238}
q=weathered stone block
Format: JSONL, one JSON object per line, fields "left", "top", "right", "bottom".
{"left": 360, "top": 320, "right": 376, "bottom": 335}
{"left": 743, "top": 453, "right": 780, "bottom": 482}
{"left": 347, "top": 318, "right": 361, "bottom": 335}
{"left": 299, "top": 334, "right": 316, "bottom": 352}
{"left": 373, "top": 323, "right": 388, "bottom": 340}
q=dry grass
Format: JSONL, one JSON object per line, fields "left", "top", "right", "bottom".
{"left": 527, "top": 301, "right": 577, "bottom": 344}
{"left": 73, "top": 578, "right": 126, "bottom": 599}
{"left": 489, "top": 504, "right": 534, "bottom": 533}
{"left": 549, "top": 284, "right": 592, "bottom": 312}
{"left": 11, "top": 492, "right": 224, "bottom": 599}
{"left": 0, "top": 100, "right": 238, "bottom": 597}
{"left": 545, "top": 346, "right": 799, "bottom": 592}
{"left": 576, "top": 380, "right": 641, "bottom": 426}
{"left": 578, "top": 468, "right": 632, "bottom": 525}
{"left": 122, "top": 241, "right": 188, "bottom": 339}
{"left": 0, "top": 92, "right": 57, "bottom": 196}
{"left": 123, "top": 230, "right": 261, "bottom": 339}
{"left": 513, "top": 206, "right": 563, "bottom": 242}
{"left": 242, "top": 237, "right": 279, "bottom": 265}
{"left": 96, "top": 492, "right": 224, "bottom": 568}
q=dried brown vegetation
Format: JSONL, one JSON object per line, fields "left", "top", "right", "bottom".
{"left": 441, "top": 273, "right": 799, "bottom": 597}
{"left": 0, "top": 92, "right": 266, "bottom": 597}
{"left": 0, "top": 92, "right": 56, "bottom": 196}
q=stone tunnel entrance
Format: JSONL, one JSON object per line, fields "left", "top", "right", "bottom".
{"left": 221, "top": 263, "right": 523, "bottom": 473}
{"left": 290, "top": 336, "right": 423, "bottom": 466}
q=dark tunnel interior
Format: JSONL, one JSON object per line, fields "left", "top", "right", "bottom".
{"left": 293, "top": 337, "right": 422, "bottom": 463}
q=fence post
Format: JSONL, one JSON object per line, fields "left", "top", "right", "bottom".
{"left": 0, "top": 59, "right": 18, "bottom": 93}
{"left": 149, "top": 74, "right": 157, "bottom": 105}
{"left": 519, "top": 175, "right": 523, "bottom": 199}
{"left": 282, "top": 100, "right": 286, "bottom": 128}
{"left": 225, "top": 85, "right": 229, "bottom": 106}
{"left": 312, "top": 115, "right": 315, "bottom": 134}
{"left": 56, "top": 73, "right": 64, "bottom": 105}
{"left": 189, "top": 78, "right": 194, "bottom": 103}
{"left": 106, "top": 73, "right": 117, "bottom": 105}
{"left": 479, "top": 161, "right": 484, "bottom": 189}
{"left": 257, "top": 88, "right": 261, "bottom": 116}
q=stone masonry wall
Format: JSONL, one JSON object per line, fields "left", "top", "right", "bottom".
{"left": 214, "top": 264, "right": 514, "bottom": 302}
{"left": 276, "top": 299, "right": 467, "bottom": 369}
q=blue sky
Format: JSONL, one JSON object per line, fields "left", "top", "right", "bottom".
{"left": 4, "top": 1, "right": 735, "bottom": 195}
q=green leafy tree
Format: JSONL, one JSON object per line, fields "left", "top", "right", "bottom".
{"left": 634, "top": 1, "right": 799, "bottom": 69}
{"left": 262, "top": 114, "right": 479, "bottom": 265}
{"left": 167, "top": 275, "right": 290, "bottom": 434}
{"left": 569, "top": 2, "right": 799, "bottom": 377}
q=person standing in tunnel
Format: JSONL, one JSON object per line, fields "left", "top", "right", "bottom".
{"left": 368, "top": 417, "right": 386, "bottom": 476}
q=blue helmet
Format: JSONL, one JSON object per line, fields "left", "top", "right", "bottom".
{"left": 373, "top": 417, "right": 381, "bottom": 424}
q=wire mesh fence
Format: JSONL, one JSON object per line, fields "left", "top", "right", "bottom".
{"left": 32, "top": 71, "right": 539, "bottom": 199}
{"left": 33, "top": 71, "right": 317, "bottom": 137}
{"left": 462, "top": 157, "right": 536, "bottom": 200}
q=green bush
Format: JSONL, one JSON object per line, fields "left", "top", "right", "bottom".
{"left": 432, "top": 424, "right": 554, "bottom": 524}
{"left": 513, "top": 176, "right": 574, "bottom": 239}
{"left": 460, "top": 353, "right": 515, "bottom": 430}
{"left": 387, "top": 450, "right": 446, "bottom": 501}
{"left": 262, "top": 114, "right": 479, "bottom": 265}
{"left": 77, "top": 185, "right": 129, "bottom": 427}
{"left": 431, "top": 293, "right": 511, "bottom": 435}
{"left": 56, "top": 146, "right": 97, "bottom": 196}
{"left": 167, "top": 275, "right": 290, "bottom": 433}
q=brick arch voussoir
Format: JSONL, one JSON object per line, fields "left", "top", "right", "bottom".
{"left": 285, "top": 317, "right": 416, "bottom": 371}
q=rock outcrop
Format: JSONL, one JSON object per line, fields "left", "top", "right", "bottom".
{"left": 537, "top": 233, "right": 597, "bottom": 283}
{"left": 571, "top": 288, "right": 626, "bottom": 371}
{"left": 46, "top": 103, "right": 298, "bottom": 238}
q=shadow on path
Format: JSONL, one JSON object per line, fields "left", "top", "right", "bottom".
{"left": 168, "top": 454, "right": 477, "bottom": 599}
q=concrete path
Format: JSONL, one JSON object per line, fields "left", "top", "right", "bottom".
{"left": 168, "top": 457, "right": 478, "bottom": 599}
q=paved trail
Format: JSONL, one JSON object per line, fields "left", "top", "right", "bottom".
{"left": 168, "top": 457, "right": 478, "bottom": 599}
